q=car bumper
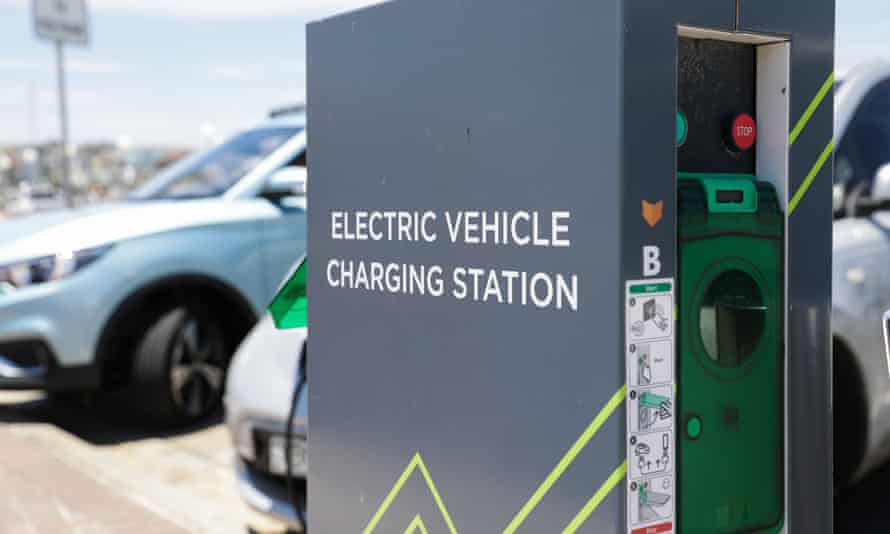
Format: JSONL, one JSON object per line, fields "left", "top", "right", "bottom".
{"left": 0, "top": 258, "right": 124, "bottom": 390}
{"left": 225, "top": 314, "right": 307, "bottom": 528}
{"left": 236, "top": 456, "right": 306, "bottom": 530}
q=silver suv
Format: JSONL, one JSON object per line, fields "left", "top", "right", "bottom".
{"left": 0, "top": 109, "right": 307, "bottom": 423}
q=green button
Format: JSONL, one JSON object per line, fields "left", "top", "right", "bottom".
{"left": 676, "top": 110, "right": 688, "bottom": 147}
{"left": 686, "top": 415, "right": 702, "bottom": 439}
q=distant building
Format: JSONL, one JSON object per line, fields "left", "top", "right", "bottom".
{"left": 0, "top": 141, "right": 191, "bottom": 214}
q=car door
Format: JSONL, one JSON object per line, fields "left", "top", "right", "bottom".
{"left": 259, "top": 149, "right": 308, "bottom": 301}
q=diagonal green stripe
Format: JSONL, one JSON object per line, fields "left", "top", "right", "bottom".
{"left": 404, "top": 515, "right": 429, "bottom": 534}
{"left": 788, "top": 139, "right": 834, "bottom": 215}
{"left": 416, "top": 455, "right": 459, "bottom": 534}
{"left": 362, "top": 452, "right": 459, "bottom": 534}
{"left": 502, "top": 386, "right": 626, "bottom": 534}
{"left": 363, "top": 455, "right": 422, "bottom": 534}
{"left": 561, "top": 460, "right": 628, "bottom": 534}
{"left": 789, "top": 72, "right": 834, "bottom": 146}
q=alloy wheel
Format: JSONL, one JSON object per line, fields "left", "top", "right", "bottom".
{"left": 168, "top": 313, "right": 226, "bottom": 418}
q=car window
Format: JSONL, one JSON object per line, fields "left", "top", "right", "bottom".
{"left": 130, "top": 126, "right": 302, "bottom": 201}
{"left": 837, "top": 79, "right": 890, "bottom": 193}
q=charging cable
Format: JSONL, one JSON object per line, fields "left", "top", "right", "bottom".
{"left": 286, "top": 341, "right": 308, "bottom": 531}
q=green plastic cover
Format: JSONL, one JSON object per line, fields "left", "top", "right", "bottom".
{"left": 268, "top": 258, "right": 308, "bottom": 330}
{"left": 677, "top": 176, "right": 783, "bottom": 534}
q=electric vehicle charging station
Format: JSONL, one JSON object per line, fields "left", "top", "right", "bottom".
{"left": 307, "top": 0, "right": 835, "bottom": 532}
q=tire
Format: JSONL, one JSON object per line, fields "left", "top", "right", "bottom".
{"left": 131, "top": 304, "right": 228, "bottom": 425}
{"left": 46, "top": 391, "right": 88, "bottom": 404}
{"left": 834, "top": 338, "right": 867, "bottom": 489}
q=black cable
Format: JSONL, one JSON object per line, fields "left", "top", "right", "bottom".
{"left": 286, "top": 341, "right": 308, "bottom": 531}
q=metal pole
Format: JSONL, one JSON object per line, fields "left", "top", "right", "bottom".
{"left": 28, "top": 81, "right": 36, "bottom": 143}
{"left": 55, "top": 39, "right": 73, "bottom": 207}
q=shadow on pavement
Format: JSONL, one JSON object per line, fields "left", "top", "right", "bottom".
{"left": 0, "top": 390, "right": 222, "bottom": 446}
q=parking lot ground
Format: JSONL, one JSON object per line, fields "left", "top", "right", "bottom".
{"left": 0, "top": 391, "right": 288, "bottom": 534}
{"left": 0, "top": 427, "right": 188, "bottom": 534}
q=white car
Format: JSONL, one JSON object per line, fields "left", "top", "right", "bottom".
{"left": 226, "top": 258, "right": 308, "bottom": 530}
{"left": 0, "top": 109, "right": 307, "bottom": 423}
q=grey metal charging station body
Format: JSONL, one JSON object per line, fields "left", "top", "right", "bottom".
{"left": 307, "top": 1, "right": 834, "bottom": 532}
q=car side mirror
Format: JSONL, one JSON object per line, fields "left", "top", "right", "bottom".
{"left": 833, "top": 183, "right": 845, "bottom": 216}
{"left": 261, "top": 167, "right": 307, "bottom": 205}
{"left": 873, "top": 164, "right": 890, "bottom": 203}
{"left": 883, "top": 310, "right": 890, "bottom": 379}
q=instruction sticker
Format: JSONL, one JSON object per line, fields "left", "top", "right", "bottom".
{"left": 626, "top": 279, "right": 675, "bottom": 534}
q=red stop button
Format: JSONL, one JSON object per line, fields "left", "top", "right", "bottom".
{"left": 731, "top": 113, "right": 756, "bottom": 150}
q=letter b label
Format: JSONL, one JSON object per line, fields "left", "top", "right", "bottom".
{"left": 643, "top": 246, "right": 661, "bottom": 277}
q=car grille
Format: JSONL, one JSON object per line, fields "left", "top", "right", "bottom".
{"left": 252, "top": 428, "right": 307, "bottom": 476}
{"left": 243, "top": 456, "right": 307, "bottom": 510}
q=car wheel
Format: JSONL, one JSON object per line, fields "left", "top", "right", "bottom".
{"left": 46, "top": 391, "right": 90, "bottom": 408}
{"left": 834, "top": 338, "right": 867, "bottom": 488}
{"left": 131, "top": 304, "right": 228, "bottom": 424}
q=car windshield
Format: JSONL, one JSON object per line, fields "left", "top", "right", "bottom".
{"left": 130, "top": 126, "right": 302, "bottom": 200}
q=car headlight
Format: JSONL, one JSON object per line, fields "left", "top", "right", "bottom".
{"left": 0, "top": 244, "right": 114, "bottom": 289}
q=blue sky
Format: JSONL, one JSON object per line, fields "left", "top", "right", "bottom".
{"left": 0, "top": 0, "right": 378, "bottom": 147}
{"left": 0, "top": 0, "right": 885, "bottom": 147}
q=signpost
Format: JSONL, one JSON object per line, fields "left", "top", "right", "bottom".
{"left": 32, "top": 0, "right": 89, "bottom": 206}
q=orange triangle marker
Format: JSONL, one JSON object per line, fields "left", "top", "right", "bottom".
{"left": 642, "top": 200, "right": 664, "bottom": 227}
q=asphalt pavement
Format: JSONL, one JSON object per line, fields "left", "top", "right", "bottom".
{"left": 0, "top": 391, "right": 287, "bottom": 534}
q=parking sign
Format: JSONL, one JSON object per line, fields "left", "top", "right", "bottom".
{"left": 32, "top": 0, "right": 89, "bottom": 45}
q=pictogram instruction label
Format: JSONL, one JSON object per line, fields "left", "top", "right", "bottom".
{"left": 626, "top": 279, "right": 675, "bottom": 534}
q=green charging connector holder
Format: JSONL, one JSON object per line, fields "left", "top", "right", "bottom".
{"left": 677, "top": 174, "right": 784, "bottom": 534}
